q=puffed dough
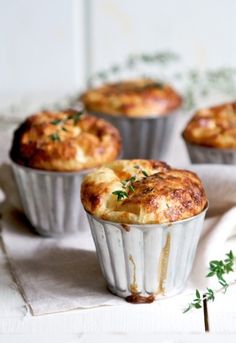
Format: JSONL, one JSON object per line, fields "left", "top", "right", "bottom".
{"left": 81, "top": 160, "right": 207, "bottom": 224}
{"left": 183, "top": 102, "right": 236, "bottom": 148}
{"left": 10, "top": 110, "right": 121, "bottom": 171}
{"left": 81, "top": 78, "right": 182, "bottom": 117}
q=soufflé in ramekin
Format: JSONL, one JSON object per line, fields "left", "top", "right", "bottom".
{"left": 183, "top": 102, "right": 236, "bottom": 164}
{"left": 10, "top": 109, "right": 121, "bottom": 236}
{"left": 81, "top": 159, "right": 208, "bottom": 303}
{"left": 81, "top": 78, "right": 182, "bottom": 159}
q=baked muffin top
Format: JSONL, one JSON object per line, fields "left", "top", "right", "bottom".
{"left": 81, "top": 160, "right": 207, "bottom": 224}
{"left": 10, "top": 110, "right": 121, "bottom": 172}
{"left": 183, "top": 102, "right": 236, "bottom": 148}
{"left": 81, "top": 78, "right": 182, "bottom": 117}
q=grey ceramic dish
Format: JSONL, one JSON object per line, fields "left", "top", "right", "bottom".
{"left": 184, "top": 140, "right": 236, "bottom": 164}
{"left": 86, "top": 205, "right": 208, "bottom": 301}
{"left": 88, "top": 110, "right": 180, "bottom": 160}
{"left": 11, "top": 161, "right": 90, "bottom": 237}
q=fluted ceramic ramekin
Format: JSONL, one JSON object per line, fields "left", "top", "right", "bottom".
{"left": 86, "top": 206, "right": 208, "bottom": 301}
{"left": 89, "top": 111, "right": 179, "bottom": 160}
{"left": 11, "top": 161, "right": 90, "bottom": 237}
{"left": 184, "top": 140, "right": 236, "bottom": 164}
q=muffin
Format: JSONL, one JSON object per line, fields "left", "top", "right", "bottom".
{"left": 183, "top": 102, "right": 236, "bottom": 164}
{"left": 81, "top": 78, "right": 182, "bottom": 159}
{"left": 81, "top": 160, "right": 208, "bottom": 302}
{"left": 10, "top": 109, "right": 121, "bottom": 236}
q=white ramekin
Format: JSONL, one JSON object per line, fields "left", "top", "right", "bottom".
{"left": 89, "top": 110, "right": 180, "bottom": 160}
{"left": 11, "top": 161, "right": 90, "bottom": 237}
{"left": 86, "top": 206, "right": 208, "bottom": 301}
{"left": 184, "top": 140, "right": 236, "bottom": 164}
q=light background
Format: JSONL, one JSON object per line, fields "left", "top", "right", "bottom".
{"left": 1, "top": 0, "right": 236, "bottom": 113}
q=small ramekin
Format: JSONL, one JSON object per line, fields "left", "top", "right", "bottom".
{"left": 89, "top": 110, "right": 179, "bottom": 160}
{"left": 86, "top": 206, "right": 208, "bottom": 301}
{"left": 184, "top": 140, "right": 236, "bottom": 164}
{"left": 11, "top": 161, "right": 91, "bottom": 237}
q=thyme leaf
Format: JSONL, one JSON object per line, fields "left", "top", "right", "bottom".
{"left": 49, "top": 133, "right": 61, "bottom": 141}
{"left": 142, "top": 170, "right": 149, "bottom": 177}
{"left": 134, "top": 165, "right": 148, "bottom": 177}
{"left": 51, "top": 119, "right": 63, "bottom": 125}
{"left": 129, "top": 184, "right": 135, "bottom": 192}
{"left": 112, "top": 190, "right": 128, "bottom": 201}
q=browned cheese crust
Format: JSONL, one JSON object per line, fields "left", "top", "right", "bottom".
{"left": 81, "top": 79, "right": 182, "bottom": 117}
{"left": 183, "top": 102, "right": 236, "bottom": 148}
{"left": 10, "top": 110, "right": 121, "bottom": 171}
{"left": 81, "top": 160, "right": 207, "bottom": 224}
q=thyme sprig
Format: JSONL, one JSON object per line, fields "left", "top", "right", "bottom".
{"left": 87, "top": 49, "right": 236, "bottom": 112}
{"left": 112, "top": 165, "right": 150, "bottom": 201}
{"left": 5, "top": 52, "right": 233, "bottom": 120}
{"left": 88, "top": 51, "right": 179, "bottom": 85}
{"left": 50, "top": 111, "right": 83, "bottom": 127}
{"left": 206, "top": 250, "right": 234, "bottom": 292}
{"left": 49, "top": 111, "right": 83, "bottom": 142}
{"left": 122, "top": 176, "right": 136, "bottom": 192}
{"left": 183, "top": 251, "right": 235, "bottom": 313}
{"left": 183, "top": 289, "right": 215, "bottom": 313}
{"left": 112, "top": 176, "right": 136, "bottom": 201}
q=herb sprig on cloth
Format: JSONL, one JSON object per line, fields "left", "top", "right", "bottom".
{"left": 183, "top": 250, "right": 235, "bottom": 313}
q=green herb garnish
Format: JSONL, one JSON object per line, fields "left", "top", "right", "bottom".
{"left": 129, "top": 176, "right": 136, "bottom": 183}
{"left": 88, "top": 51, "right": 179, "bottom": 85}
{"left": 50, "top": 119, "right": 63, "bottom": 125}
{"left": 143, "top": 81, "right": 164, "bottom": 90}
{"left": 121, "top": 176, "right": 136, "bottom": 193}
{"left": 68, "top": 111, "right": 83, "bottom": 125}
{"left": 121, "top": 176, "right": 136, "bottom": 186}
{"left": 142, "top": 170, "right": 149, "bottom": 177}
{"left": 113, "top": 176, "right": 137, "bottom": 198}
{"left": 183, "top": 251, "right": 235, "bottom": 313}
{"left": 206, "top": 250, "right": 234, "bottom": 292}
{"left": 112, "top": 190, "right": 128, "bottom": 201}
{"left": 49, "top": 133, "right": 61, "bottom": 141}
{"left": 134, "top": 165, "right": 148, "bottom": 177}
{"left": 112, "top": 167, "right": 149, "bottom": 201}
{"left": 183, "top": 289, "right": 215, "bottom": 313}
{"left": 129, "top": 184, "right": 135, "bottom": 192}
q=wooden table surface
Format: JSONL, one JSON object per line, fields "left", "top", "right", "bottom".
{"left": 0, "top": 121, "right": 235, "bottom": 342}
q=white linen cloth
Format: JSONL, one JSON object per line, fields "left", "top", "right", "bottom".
{"left": 0, "top": 164, "right": 235, "bottom": 315}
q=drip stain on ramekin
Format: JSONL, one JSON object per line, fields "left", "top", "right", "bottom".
{"left": 156, "top": 232, "right": 171, "bottom": 295}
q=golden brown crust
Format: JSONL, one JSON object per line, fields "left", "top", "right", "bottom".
{"left": 81, "top": 160, "right": 207, "bottom": 224}
{"left": 81, "top": 79, "right": 182, "bottom": 117}
{"left": 10, "top": 110, "right": 121, "bottom": 171}
{"left": 183, "top": 102, "right": 236, "bottom": 148}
